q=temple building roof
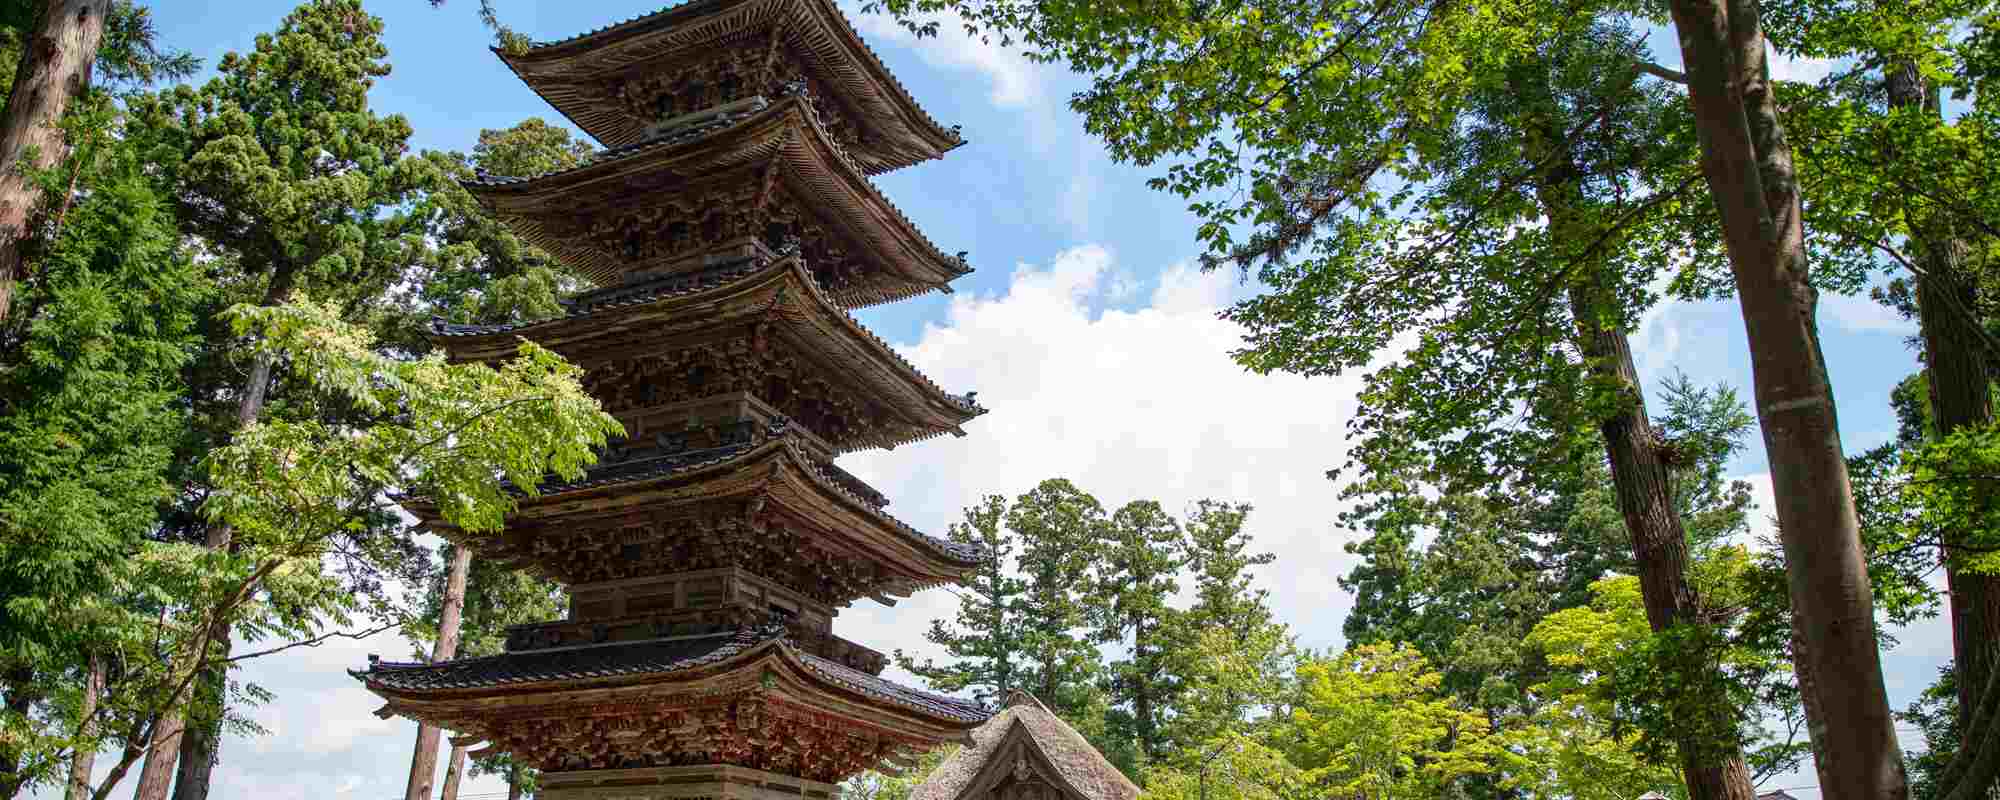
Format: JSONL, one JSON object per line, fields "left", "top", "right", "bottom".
{"left": 354, "top": 624, "right": 989, "bottom": 783}
{"left": 496, "top": 0, "right": 963, "bottom": 173}
{"left": 914, "top": 691, "right": 1139, "bottom": 800}
{"left": 423, "top": 253, "right": 983, "bottom": 455}
{"left": 464, "top": 94, "right": 967, "bottom": 306}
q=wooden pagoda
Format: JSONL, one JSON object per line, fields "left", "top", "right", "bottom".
{"left": 353, "top": 2, "right": 992, "bottom": 797}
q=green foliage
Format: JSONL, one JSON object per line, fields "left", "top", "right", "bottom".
{"left": 1007, "top": 479, "right": 1111, "bottom": 716}
{"left": 842, "top": 745, "right": 956, "bottom": 800}
{"left": 0, "top": 121, "right": 211, "bottom": 794}
{"left": 1286, "top": 643, "right": 1495, "bottom": 800}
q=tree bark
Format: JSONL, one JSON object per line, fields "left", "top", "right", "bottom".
{"left": 439, "top": 745, "right": 468, "bottom": 800}
{"left": 1661, "top": 1, "right": 1905, "bottom": 797}
{"left": 1567, "top": 282, "right": 1760, "bottom": 800}
{"left": 1509, "top": 59, "right": 1758, "bottom": 799}
{"left": 404, "top": 546, "right": 474, "bottom": 800}
{"left": 63, "top": 653, "right": 105, "bottom": 800}
{"left": 1882, "top": 59, "right": 2000, "bottom": 798}
{"left": 1789, "top": 621, "right": 1836, "bottom": 789}
{"left": 170, "top": 672, "right": 223, "bottom": 800}
{"left": 0, "top": 0, "right": 112, "bottom": 322}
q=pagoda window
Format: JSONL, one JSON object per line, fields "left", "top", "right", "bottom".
{"left": 681, "top": 82, "right": 706, "bottom": 114}
{"left": 665, "top": 220, "right": 691, "bottom": 254}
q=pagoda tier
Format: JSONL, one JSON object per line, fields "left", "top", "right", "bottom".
{"left": 428, "top": 252, "right": 983, "bottom": 455}
{"left": 354, "top": 624, "right": 984, "bottom": 785}
{"left": 399, "top": 418, "right": 982, "bottom": 605}
{"left": 466, "top": 94, "right": 969, "bottom": 305}
{"left": 496, "top": 0, "right": 962, "bottom": 174}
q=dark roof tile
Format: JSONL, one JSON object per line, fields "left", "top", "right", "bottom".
{"left": 355, "top": 625, "right": 771, "bottom": 692}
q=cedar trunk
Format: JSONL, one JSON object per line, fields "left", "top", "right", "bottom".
{"left": 170, "top": 663, "right": 226, "bottom": 800}
{"left": 404, "top": 546, "right": 475, "bottom": 800}
{"left": 1567, "top": 283, "right": 1759, "bottom": 800}
{"left": 439, "top": 745, "right": 468, "bottom": 800}
{"left": 1885, "top": 61, "right": 2000, "bottom": 766}
{"left": 1661, "top": 0, "right": 1905, "bottom": 796}
{"left": 0, "top": 0, "right": 111, "bottom": 322}
{"left": 134, "top": 274, "right": 294, "bottom": 800}
{"left": 1516, "top": 66, "right": 1759, "bottom": 800}
{"left": 64, "top": 653, "right": 105, "bottom": 800}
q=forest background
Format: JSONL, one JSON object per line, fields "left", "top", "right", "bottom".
{"left": 0, "top": 0, "right": 1975, "bottom": 799}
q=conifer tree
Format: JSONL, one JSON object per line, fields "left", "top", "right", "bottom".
{"left": 897, "top": 495, "right": 1025, "bottom": 706}
{"left": 1093, "top": 500, "right": 1185, "bottom": 763}
{"left": 1005, "top": 479, "right": 1108, "bottom": 718}
{"left": 116, "top": 3, "right": 434, "bottom": 795}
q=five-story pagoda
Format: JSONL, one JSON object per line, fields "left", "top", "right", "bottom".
{"left": 353, "top": 2, "right": 992, "bottom": 797}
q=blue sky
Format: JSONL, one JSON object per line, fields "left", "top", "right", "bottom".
{"left": 56, "top": 2, "right": 1944, "bottom": 798}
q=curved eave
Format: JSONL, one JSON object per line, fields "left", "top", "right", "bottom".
{"left": 465, "top": 97, "right": 969, "bottom": 306}
{"left": 400, "top": 434, "right": 985, "bottom": 578}
{"left": 356, "top": 635, "right": 988, "bottom": 727}
{"left": 496, "top": 0, "right": 963, "bottom": 174}
{"left": 425, "top": 255, "right": 986, "bottom": 446}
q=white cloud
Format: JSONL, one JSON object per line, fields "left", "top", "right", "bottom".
{"left": 847, "top": 8, "right": 1040, "bottom": 109}
{"left": 839, "top": 244, "right": 1368, "bottom": 673}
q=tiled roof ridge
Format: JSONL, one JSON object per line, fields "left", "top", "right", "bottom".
{"left": 774, "top": 255, "right": 984, "bottom": 418}
{"left": 429, "top": 256, "right": 770, "bottom": 339}
{"left": 501, "top": 0, "right": 964, "bottom": 153}
{"left": 773, "top": 432, "right": 984, "bottom": 565}
{"left": 788, "top": 645, "right": 988, "bottom": 723}
{"left": 356, "top": 626, "right": 763, "bottom": 675}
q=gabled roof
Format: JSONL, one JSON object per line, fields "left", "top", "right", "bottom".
{"left": 496, "top": 0, "right": 963, "bottom": 173}
{"left": 463, "top": 96, "right": 969, "bottom": 305}
{"left": 914, "top": 691, "right": 1138, "bottom": 800}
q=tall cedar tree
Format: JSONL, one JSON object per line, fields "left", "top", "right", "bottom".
{"left": 1658, "top": 0, "right": 1906, "bottom": 788}
{"left": 897, "top": 496, "right": 1027, "bottom": 706}
{"left": 1762, "top": 2, "right": 2000, "bottom": 790}
{"left": 1093, "top": 501, "right": 1184, "bottom": 763}
{"left": 0, "top": 130, "right": 208, "bottom": 800}
{"left": 1004, "top": 479, "right": 1110, "bottom": 719}
{"left": 118, "top": 3, "right": 432, "bottom": 797}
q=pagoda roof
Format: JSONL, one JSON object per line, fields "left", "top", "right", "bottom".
{"left": 465, "top": 96, "right": 968, "bottom": 305}
{"left": 497, "top": 0, "right": 962, "bottom": 173}
{"left": 426, "top": 253, "right": 984, "bottom": 453}
{"left": 355, "top": 623, "right": 987, "bottom": 723}
{"left": 401, "top": 427, "right": 983, "bottom": 596}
